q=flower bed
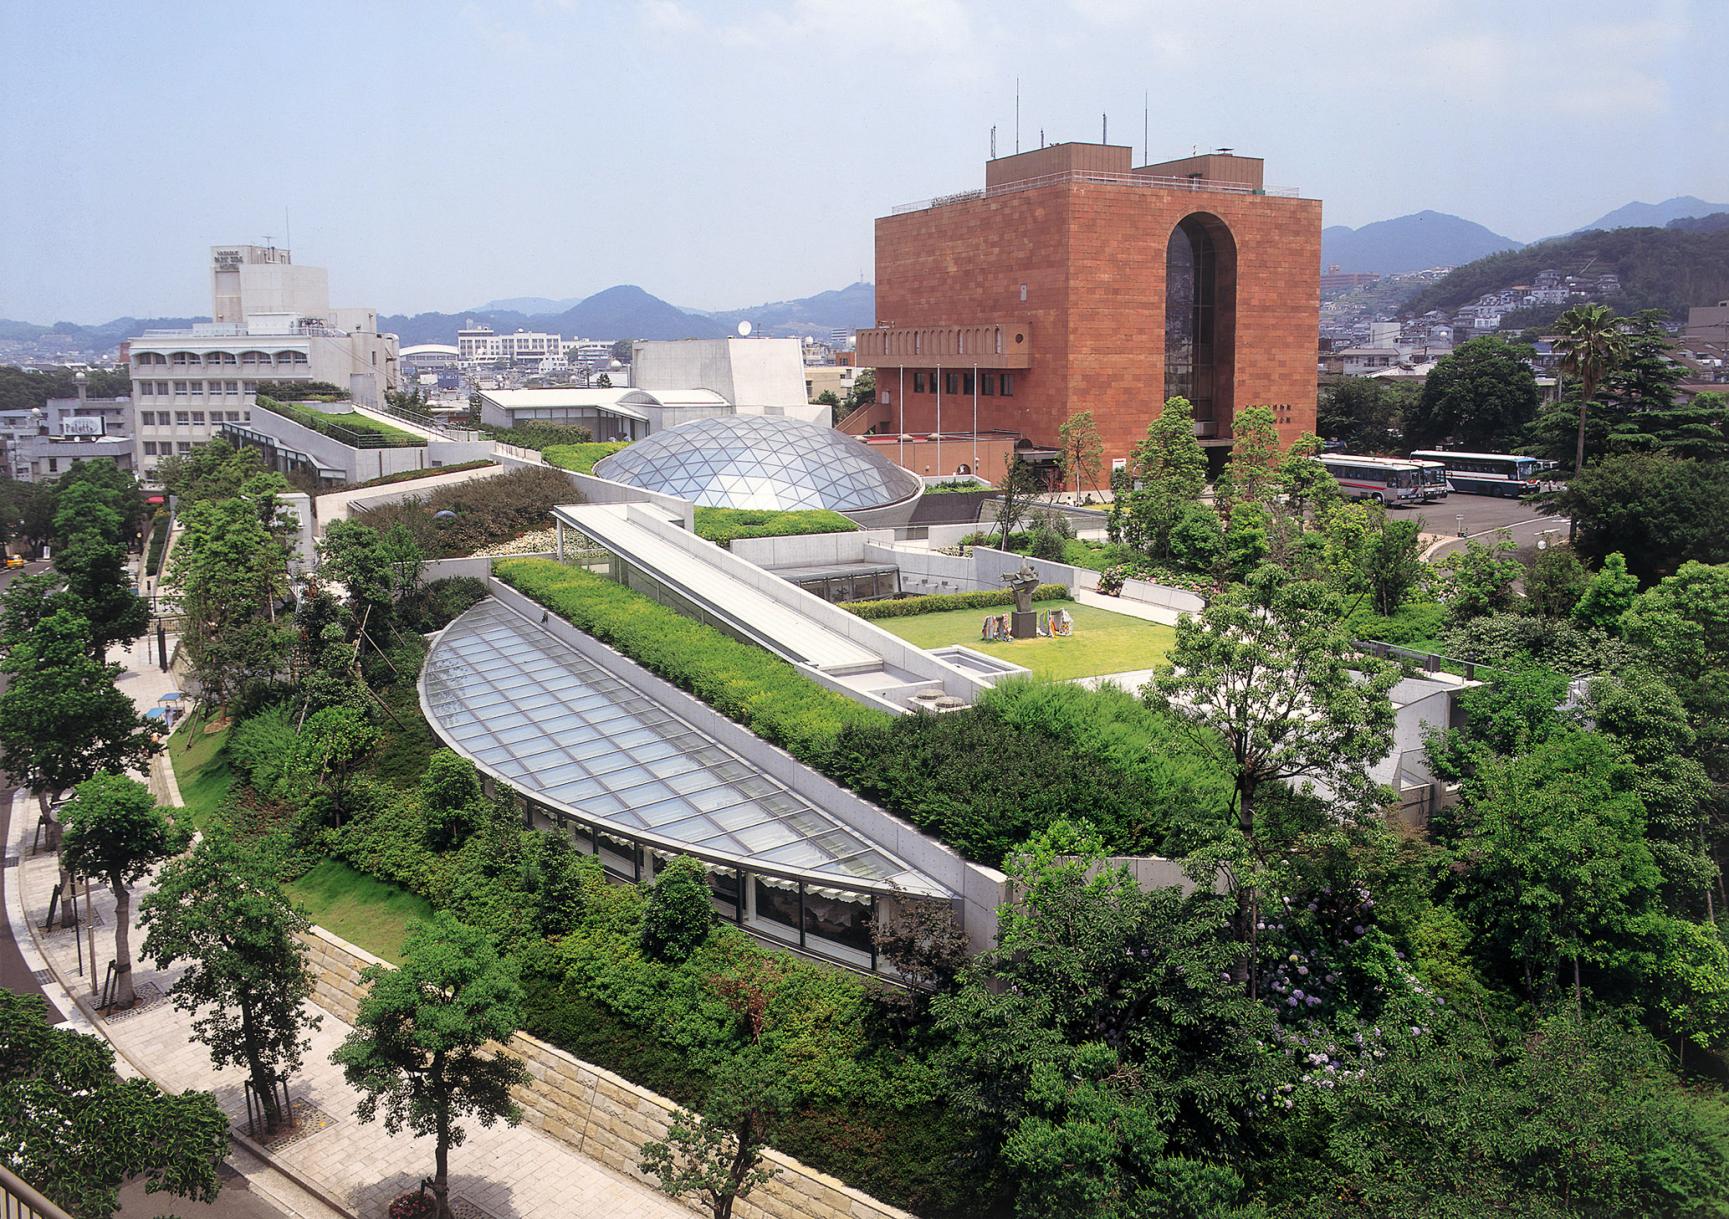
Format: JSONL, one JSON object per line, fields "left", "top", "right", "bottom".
{"left": 838, "top": 583, "right": 1067, "bottom": 619}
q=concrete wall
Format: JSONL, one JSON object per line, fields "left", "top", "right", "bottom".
{"left": 867, "top": 543, "right": 983, "bottom": 594}
{"left": 632, "top": 338, "right": 824, "bottom": 423}
{"left": 1376, "top": 677, "right": 1459, "bottom": 787}
{"left": 298, "top": 927, "right": 915, "bottom": 1219}
{"left": 968, "top": 544, "right": 1096, "bottom": 592}
{"left": 251, "top": 403, "right": 430, "bottom": 483}
{"left": 728, "top": 529, "right": 894, "bottom": 569}
{"left": 484, "top": 577, "right": 1009, "bottom": 951}
{"left": 1119, "top": 577, "right": 1206, "bottom": 615}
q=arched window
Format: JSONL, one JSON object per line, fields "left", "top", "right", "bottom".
{"left": 1164, "top": 214, "right": 1236, "bottom": 428}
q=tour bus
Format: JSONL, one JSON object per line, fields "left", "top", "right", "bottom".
{"left": 1317, "top": 454, "right": 1427, "bottom": 505}
{"left": 1411, "top": 459, "right": 1452, "bottom": 501}
{"left": 1408, "top": 450, "right": 1554, "bottom": 497}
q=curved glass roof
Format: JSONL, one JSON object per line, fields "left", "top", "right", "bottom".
{"left": 592, "top": 415, "right": 922, "bottom": 512}
{"left": 420, "top": 599, "right": 943, "bottom": 895}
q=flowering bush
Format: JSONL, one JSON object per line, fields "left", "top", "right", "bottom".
{"left": 1095, "top": 564, "right": 1131, "bottom": 595}
{"left": 387, "top": 1189, "right": 435, "bottom": 1219}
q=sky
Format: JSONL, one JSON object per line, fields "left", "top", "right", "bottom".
{"left": 1, "top": 0, "right": 1723, "bottom": 323}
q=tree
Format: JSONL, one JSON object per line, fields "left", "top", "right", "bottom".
{"left": 169, "top": 483, "right": 294, "bottom": 706}
{"left": 814, "top": 388, "right": 842, "bottom": 424}
{"left": 421, "top": 749, "right": 485, "bottom": 848}
{"left": 0, "top": 609, "right": 158, "bottom": 810}
{"left": 1554, "top": 303, "right": 1630, "bottom": 481}
{"left": 639, "top": 1051, "right": 791, "bottom": 1219}
{"left": 993, "top": 455, "right": 1043, "bottom": 549}
{"left": 53, "top": 530, "right": 149, "bottom": 658}
{"left": 1551, "top": 452, "right": 1729, "bottom": 583}
{"left": 59, "top": 772, "right": 185, "bottom": 1009}
{"left": 1216, "top": 404, "right": 1282, "bottom": 517}
{"left": 1405, "top": 336, "right": 1541, "bottom": 450}
{"left": 0, "top": 989, "right": 229, "bottom": 1218}
{"left": 1432, "top": 530, "right": 1523, "bottom": 624}
{"left": 299, "top": 705, "right": 381, "bottom": 818}
{"left": 1361, "top": 510, "right": 1424, "bottom": 617}
{"left": 1122, "top": 396, "right": 1209, "bottom": 558}
{"left": 1316, "top": 376, "right": 1412, "bottom": 451}
{"left": 1573, "top": 551, "right": 1640, "bottom": 629}
{"left": 843, "top": 368, "right": 876, "bottom": 414}
{"left": 1149, "top": 567, "right": 1397, "bottom": 992}
{"left": 331, "top": 913, "right": 529, "bottom": 1219}
{"left": 929, "top": 822, "right": 1274, "bottom": 1217}
{"left": 640, "top": 855, "right": 714, "bottom": 962}
{"left": 156, "top": 438, "right": 268, "bottom": 507}
{"left": 319, "top": 518, "right": 393, "bottom": 625}
{"left": 1057, "top": 410, "right": 1104, "bottom": 497}
{"left": 1524, "top": 547, "right": 1588, "bottom": 619}
{"left": 140, "top": 828, "right": 322, "bottom": 1130}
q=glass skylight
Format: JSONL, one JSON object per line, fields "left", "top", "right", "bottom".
{"left": 421, "top": 599, "right": 942, "bottom": 894}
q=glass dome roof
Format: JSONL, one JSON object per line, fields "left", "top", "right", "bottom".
{"left": 592, "top": 416, "right": 922, "bottom": 512}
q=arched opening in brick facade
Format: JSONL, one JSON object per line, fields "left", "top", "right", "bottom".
{"left": 1164, "top": 212, "right": 1238, "bottom": 437}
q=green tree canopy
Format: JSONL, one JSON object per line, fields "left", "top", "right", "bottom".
{"left": 1405, "top": 336, "right": 1541, "bottom": 451}
{"left": 1552, "top": 453, "right": 1729, "bottom": 583}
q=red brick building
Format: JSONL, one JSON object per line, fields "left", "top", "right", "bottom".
{"left": 850, "top": 143, "right": 1322, "bottom": 474}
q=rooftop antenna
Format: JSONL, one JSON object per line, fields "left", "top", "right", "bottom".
{"left": 990, "top": 124, "right": 997, "bottom": 159}
{"left": 1015, "top": 77, "right": 1020, "bottom": 153}
{"left": 1102, "top": 113, "right": 1107, "bottom": 144}
{"left": 284, "top": 207, "right": 291, "bottom": 254}
{"left": 1143, "top": 93, "right": 1149, "bottom": 163}
{"left": 1040, "top": 128, "right": 1045, "bottom": 148}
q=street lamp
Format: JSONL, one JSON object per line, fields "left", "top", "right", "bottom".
{"left": 1455, "top": 513, "right": 1465, "bottom": 538}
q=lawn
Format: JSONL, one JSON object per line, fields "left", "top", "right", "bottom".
{"left": 878, "top": 598, "right": 1175, "bottom": 681}
{"left": 168, "top": 715, "right": 234, "bottom": 833}
{"left": 286, "top": 859, "right": 434, "bottom": 964}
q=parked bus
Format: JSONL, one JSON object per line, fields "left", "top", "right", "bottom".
{"left": 1411, "top": 459, "right": 1452, "bottom": 501}
{"left": 1408, "top": 450, "right": 1554, "bottom": 497}
{"left": 1318, "top": 454, "right": 1427, "bottom": 505}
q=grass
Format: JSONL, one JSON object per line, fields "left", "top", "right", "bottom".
{"left": 543, "top": 441, "right": 631, "bottom": 474}
{"left": 692, "top": 507, "right": 859, "bottom": 547}
{"left": 168, "top": 715, "right": 234, "bottom": 832}
{"left": 257, "top": 396, "right": 425, "bottom": 448}
{"left": 878, "top": 598, "right": 1175, "bottom": 681}
{"left": 286, "top": 859, "right": 433, "bottom": 964}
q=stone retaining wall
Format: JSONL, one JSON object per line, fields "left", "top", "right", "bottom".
{"left": 298, "top": 927, "right": 916, "bottom": 1219}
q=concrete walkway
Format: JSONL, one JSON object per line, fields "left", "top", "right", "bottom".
{"left": 10, "top": 793, "right": 687, "bottom": 1219}
{"left": 1073, "top": 585, "right": 1186, "bottom": 625}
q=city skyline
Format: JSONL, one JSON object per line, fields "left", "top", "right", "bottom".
{"left": 2, "top": 0, "right": 1723, "bottom": 322}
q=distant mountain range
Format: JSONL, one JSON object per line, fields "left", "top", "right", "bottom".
{"left": 1572, "top": 196, "right": 1729, "bottom": 234}
{"left": 1321, "top": 211, "right": 1524, "bottom": 275}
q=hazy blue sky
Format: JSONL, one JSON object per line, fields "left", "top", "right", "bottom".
{"left": 2, "top": 0, "right": 1722, "bottom": 322}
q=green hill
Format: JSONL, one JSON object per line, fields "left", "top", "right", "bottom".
{"left": 1402, "top": 223, "right": 1729, "bottom": 321}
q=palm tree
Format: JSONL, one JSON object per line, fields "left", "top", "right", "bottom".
{"left": 1553, "top": 303, "right": 1627, "bottom": 480}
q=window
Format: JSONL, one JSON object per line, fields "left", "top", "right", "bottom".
{"left": 48, "top": 459, "right": 58, "bottom": 473}
{"left": 177, "top": 442, "right": 192, "bottom": 453}
{"left": 981, "top": 373, "right": 997, "bottom": 396}
{"left": 143, "top": 442, "right": 157, "bottom": 455}
{"left": 1000, "top": 373, "right": 1015, "bottom": 397}
{"left": 173, "top": 381, "right": 189, "bottom": 396}
{"left": 175, "top": 412, "right": 190, "bottom": 426}
{"left": 189, "top": 412, "right": 205, "bottom": 424}
{"left": 138, "top": 411, "right": 153, "bottom": 426}
{"left": 962, "top": 372, "right": 975, "bottom": 395}
{"left": 185, "top": 382, "right": 202, "bottom": 397}
{"left": 225, "top": 380, "right": 239, "bottom": 394}
{"left": 945, "top": 371, "right": 960, "bottom": 395}
{"left": 913, "top": 372, "right": 926, "bottom": 394}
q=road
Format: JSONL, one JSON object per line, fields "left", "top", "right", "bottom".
{"left": 1404, "top": 493, "right": 1570, "bottom": 562}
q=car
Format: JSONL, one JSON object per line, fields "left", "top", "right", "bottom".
{"left": 5, "top": 555, "right": 25, "bottom": 570}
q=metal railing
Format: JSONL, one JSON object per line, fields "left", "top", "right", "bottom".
{"left": 0, "top": 1161, "right": 74, "bottom": 1219}
{"left": 373, "top": 401, "right": 481, "bottom": 442}
{"left": 893, "top": 169, "right": 1300, "bottom": 214}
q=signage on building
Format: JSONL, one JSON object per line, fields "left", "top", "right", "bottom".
{"left": 213, "top": 248, "right": 243, "bottom": 269}
{"left": 60, "top": 416, "right": 105, "bottom": 437}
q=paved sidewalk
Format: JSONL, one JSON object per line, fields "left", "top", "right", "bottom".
{"left": 11, "top": 792, "right": 685, "bottom": 1219}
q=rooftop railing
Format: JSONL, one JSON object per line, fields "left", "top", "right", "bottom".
{"left": 892, "top": 169, "right": 1300, "bottom": 215}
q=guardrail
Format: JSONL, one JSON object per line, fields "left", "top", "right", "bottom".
{"left": 0, "top": 1161, "right": 74, "bottom": 1219}
{"left": 892, "top": 169, "right": 1300, "bottom": 214}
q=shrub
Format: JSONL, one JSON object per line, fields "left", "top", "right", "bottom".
{"left": 420, "top": 749, "right": 483, "bottom": 849}
{"left": 343, "top": 460, "right": 495, "bottom": 490}
{"left": 543, "top": 442, "right": 631, "bottom": 474}
{"left": 692, "top": 508, "right": 861, "bottom": 548}
{"left": 144, "top": 509, "right": 170, "bottom": 576}
{"left": 487, "top": 422, "right": 596, "bottom": 452}
{"left": 1347, "top": 599, "right": 1447, "bottom": 648}
{"left": 226, "top": 704, "right": 306, "bottom": 804}
{"left": 355, "top": 465, "right": 577, "bottom": 558}
{"left": 640, "top": 856, "right": 714, "bottom": 962}
{"left": 493, "top": 559, "right": 886, "bottom": 764}
{"left": 838, "top": 584, "right": 1067, "bottom": 619}
{"left": 1168, "top": 503, "right": 1225, "bottom": 571}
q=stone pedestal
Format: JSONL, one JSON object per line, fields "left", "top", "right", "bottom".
{"left": 1012, "top": 610, "right": 1037, "bottom": 639}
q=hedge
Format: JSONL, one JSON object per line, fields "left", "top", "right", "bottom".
{"left": 838, "top": 583, "right": 1068, "bottom": 619}
{"left": 692, "top": 507, "right": 860, "bottom": 548}
{"left": 344, "top": 459, "right": 495, "bottom": 490}
{"left": 144, "top": 509, "right": 170, "bottom": 576}
{"left": 543, "top": 441, "right": 631, "bottom": 475}
{"left": 493, "top": 559, "right": 887, "bottom": 762}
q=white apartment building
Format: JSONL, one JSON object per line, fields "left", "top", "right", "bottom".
{"left": 0, "top": 378, "right": 135, "bottom": 483}
{"left": 456, "top": 325, "right": 565, "bottom": 370}
{"left": 127, "top": 245, "right": 398, "bottom": 479}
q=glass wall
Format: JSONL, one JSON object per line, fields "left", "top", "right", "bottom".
{"left": 1164, "top": 217, "right": 1218, "bottom": 425}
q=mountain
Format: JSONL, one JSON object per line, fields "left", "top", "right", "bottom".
{"left": 552, "top": 285, "right": 732, "bottom": 341}
{"left": 474, "top": 295, "right": 585, "bottom": 314}
{"left": 1321, "top": 211, "right": 1524, "bottom": 274}
{"left": 701, "top": 282, "right": 876, "bottom": 337}
{"left": 0, "top": 316, "right": 206, "bottom": 346}
{"left": 1400, "top": 223, "right": 1729, "bottom": 320}
{"left": 1571, "top": 196, "right": 1729, "bottom": 235}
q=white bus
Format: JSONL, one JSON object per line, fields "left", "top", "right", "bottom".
{"left": 1408, "top": 450, "right": 1554, "bottom": 498}
{"left": 1318, "top": 454, "right": 1427, "bottom": 505}
{"left": 1411, "top": 459, "right": 1452, "bottom": 501}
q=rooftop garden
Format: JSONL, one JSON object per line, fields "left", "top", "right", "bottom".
{"left": 543, "top": 441, "right": 631, "bottom": 474}
{"left": 875, "top": 597, "right": 1175, "bottom": 681}
{"left": 692, "top": 506, "right": 860, "bottom": 548}
{"left": 255, "top": 395, "right": 425, "bottom": 448}
{"left": 353, "top": 464, "right": 577, "bottom": 558}
{"left": 340, "top": 458, "right": 496, "bottom": 491}
{"left": 483, "top": 421, "right": 602, "bottom": 451}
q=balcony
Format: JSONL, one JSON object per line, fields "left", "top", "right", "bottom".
{"left": 855, "top": 322, "right": 1031, "bottom": 369}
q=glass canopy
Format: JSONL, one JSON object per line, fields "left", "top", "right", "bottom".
{"left": 421, "top": 599, "right": 943, "bottom": 895}
{"left": 591, "top": 415, "right": 923, "bottom": 512}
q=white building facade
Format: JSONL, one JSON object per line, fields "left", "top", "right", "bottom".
{"left": 126, "top": 245, "right": 398, "bottom": 480}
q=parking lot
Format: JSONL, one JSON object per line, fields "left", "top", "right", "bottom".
{"left": 1405, "top": 493, "right": 1567, "bottom": 561}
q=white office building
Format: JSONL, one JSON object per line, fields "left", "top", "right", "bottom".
{"left": 0, "top": 376, "right": 135, "bottom": 483}
{"left": 126, "top": 245, "right": 399, "bottom": 480}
